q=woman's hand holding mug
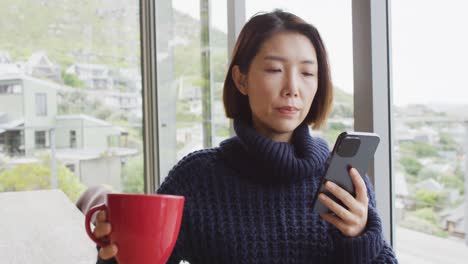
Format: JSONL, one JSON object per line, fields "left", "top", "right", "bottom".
{"left": 85, "top": 193, "right": 185, "bottom": 264}
{"left": 94, "top": 210, "right": 118, "bottom": 260}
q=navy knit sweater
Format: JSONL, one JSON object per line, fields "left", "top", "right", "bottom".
{"left": 98, "top": 120, "right": 397, "bottom": 264}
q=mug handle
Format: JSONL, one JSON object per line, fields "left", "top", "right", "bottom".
{"left": 85, "top": 204, "right": 110, "bottom": 248}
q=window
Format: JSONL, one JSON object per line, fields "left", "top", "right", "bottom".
{"left": 35, "top": 93, "right": 47, "bottom": 116}
{"left": 0, "top": 83, "right": 22, "bottom": 94}
{"left": 69, "top": 130, "right": 76, "bottom": 148}
{"left": 391, "top": 0, "right": 468, "bottom": 261}
{"left": 0, "top": 0, "right": 145, "bottom": 202}
{"left": 156, "top": 0, "right": 229, "bottom": 181}
{"left": 246, "top": 0, "right": 354, "bottom": 146}
{"left": 35, "top": 131, "right": 47, "bottom": 148}
{"left": 65, "top": 164, "right": 75, "bottom": 173}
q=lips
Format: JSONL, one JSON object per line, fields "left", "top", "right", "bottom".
{"left": 276, "top": 106, "right": 299, "bottom": 114}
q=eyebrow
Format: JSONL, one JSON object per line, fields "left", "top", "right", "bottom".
{"left": 263, "top": 55, "right": 316, "bottom": 65}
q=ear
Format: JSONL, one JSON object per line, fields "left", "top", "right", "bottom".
{"left": 232, "top": 65, "right": 248, "bottom": 95}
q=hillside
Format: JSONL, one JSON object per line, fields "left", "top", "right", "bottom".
{"left": 0, "top": 0, "right": 227, "bottom": 70}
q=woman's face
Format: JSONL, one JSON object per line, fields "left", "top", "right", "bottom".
{"left": 234, "top": 32, "right": 319, "bottom": 142}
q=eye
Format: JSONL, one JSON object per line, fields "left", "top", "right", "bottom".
{"left": 265, "top": 68, "right": 282, "bottom": 73}
{"left": 302, "top": 72, "right": 315, "bottom": 77}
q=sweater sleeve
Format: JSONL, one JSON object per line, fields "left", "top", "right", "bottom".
{"left": 156, "top": 165, "right": 190, "bottom": 264}
{"left": 329, "top": 175, "right": 398, "bottom": 264}
{"left": 156, "top": 150, "right": 215, "bottom": 264}
{"left": 94, "top": 150, "right": 213, "bottom": 264}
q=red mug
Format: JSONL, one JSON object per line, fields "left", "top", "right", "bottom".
{"left": 85, "top": 193, "right": 185, "bottom": 264}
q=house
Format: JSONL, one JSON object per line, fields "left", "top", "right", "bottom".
{"left": 66, "top": 63, "right": 113, "bottom": 90}
{"left": 85, "top": 90, "right": 142, "bottom": 118}
{"left": 395, "top": 171, "right": 410, "bottom": 220}
{"left": 0, "top": 74, "right": 138, "bottom": 191}
{"left": 24, "top": 52, "right": 62, "bottom": 83}
{"left": 53, "top": 147, "right": 138, "bottom": 191}
{"left": 55, "top": 114, "right": 128, "bottom": 150}
{"left": 0, "top": 74, "right": 58, "bottom": 156}
{"left": 394, "top": 122, "right": 416, "bottom": 143}
{"left": 113, "top": 68, "right": 142, "bottom": 92}
{"left": 0, "top": 51, "right": 12, "bottom": 64}
{"left": 440, "top": 203, "right": 466, "bottom": 239}
{"left": 0, "top": 63, "right": 23, "bottom": 76}
{"left": 414, "top": 126, "right": 440, "bottom": 145}
{"left": 415, "top": 178, "right": 444, "bottom": 192}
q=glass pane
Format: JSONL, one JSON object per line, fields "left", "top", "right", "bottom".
{"left": 391, "top": 0, "right": 468, "bottom": 262}
{"left": 156, "top": 0, "right": 229, "bottom": 181}
{"left": 246, "top": 0, "right": 354, "bottom": 146}
{"left": 0, "top": 0, "right": 144, "bottom": 202}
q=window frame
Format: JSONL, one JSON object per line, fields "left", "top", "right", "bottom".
{"left": 69, "top": 130, "right": 77, "bottom": 148}
{"left": 352, "top": 0, "right": 394, "bottom": 244}
{"left": 35, "top": 130, "right": 47, "bottom": 148}
{"left": 141, "top": 0, "right": 160, "bottom": 194}
{"left": 141, "top": 0, "right": 395, "bottom": 245}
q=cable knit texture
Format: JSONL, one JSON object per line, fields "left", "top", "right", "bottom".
{"left": 97, "top": 119, "right": 398, "bottom": 264}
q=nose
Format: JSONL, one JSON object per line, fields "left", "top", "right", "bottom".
{"left": 281, "top": 72, "right": 299, "bottom": 98}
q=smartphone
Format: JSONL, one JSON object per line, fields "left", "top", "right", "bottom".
{"left": 312, "top": 131, "right": 380, "bottom": 214}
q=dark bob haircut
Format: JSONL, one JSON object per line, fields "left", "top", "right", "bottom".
{"left": 223, "top": 10, "right": 333, "bottom": 129}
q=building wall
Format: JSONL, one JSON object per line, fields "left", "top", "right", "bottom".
{"left": 22, "top": 78, "right": 57, "bottom": 155}
{"left": 55, "top": 118, "right": 84, "bottom": 149}
{"left": 0, "top": 79, "right": 24, "bottom": 121}
{"left": 79, "top": 156, "right": 122, "bottom": 191}
{"left": 82, "top": 119, "right": 119, "bottom": 149}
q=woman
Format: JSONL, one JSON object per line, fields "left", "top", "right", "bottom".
{"left": 94, "top": 10, "right": 398, "bottom": 264}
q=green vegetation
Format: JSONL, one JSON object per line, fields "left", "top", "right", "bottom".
{"left": 439, "top": 132, "right": 457, "bottom": 151}
{"left": 400, "top": 141, "right": 439, "bottom": 157}
{"left": 0, "top": 156, "right": 86, "bottom": 203}
{"left": 399, "top": 210, "right": 448, "bottom": 238}
{"left": 176, "top": 101, "right": 203, "bottom": 123}
{"left": 416, "top": 167, "right": 439, "bottom": 181}
{"left": 414, "top": 189, "right": 447, "bottom": 210}
{"left": 121, "top": 155, "right": 144, "bottom": 194}
{"left": 400, "top": 157, "right": 422, "bottom": 176}
{"left": 62, "top": 71, "right": 85, "bottom": 88}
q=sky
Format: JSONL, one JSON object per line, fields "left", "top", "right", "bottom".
{"left": 172, "top": 0, "right": 468, "bottom": 106}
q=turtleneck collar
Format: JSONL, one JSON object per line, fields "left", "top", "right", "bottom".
{"left": 219, "top": 119, "right": 330, "bottom": 183}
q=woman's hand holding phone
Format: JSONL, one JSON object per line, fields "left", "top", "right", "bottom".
{"left": 318, "top": 167, "right": 369, "bottom": 237}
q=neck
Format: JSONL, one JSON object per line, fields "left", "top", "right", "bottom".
{"left": 219, "top": 119, "right": 331, "bottom": 183}
{"left": 251, "top": 118, "right": 293, "bottom": 143}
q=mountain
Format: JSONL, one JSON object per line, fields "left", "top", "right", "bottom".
{"left": 0, "top": 0, "right": 227, "bottom": 70}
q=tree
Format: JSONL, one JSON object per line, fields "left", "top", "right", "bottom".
{"left": 439, "top": 132, "right": 457, "bottom": 151}
{"left": 417, "top": 167, "right": 439, "bottom": 181}
{"left": 414, "top": 189, "right": 447, "bottom": 210}
{"left": 0, "top": 160, "right": 87, "bottom": 203}
{"left": 58, "top": 90, "right": 87, "bottom": 114}
{"left": 400, "top": 208, "right": 448, "bottom": 237}
{"left": 121, "top": 155, "right": 144, "bottom": 193}
{"left": 400, "top": 141, "right": 439, "bottom": 157}
{"left": 400, "top": 157, "right": 422, "bottom": 176}
{"left": 412, "top": 207, "right": 440, "bottom": 225}
{"left": 62, "top": 71, "right": 85, "bottom": 88}
{"left": 440, "top": 173, "right": 464, "bottom": 194}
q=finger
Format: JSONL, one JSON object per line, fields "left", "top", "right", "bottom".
{"left": 94, "top": 222, "right": 112, "bottom": 238}
{"left": 319, "top": 193, "right": 354, "bottom": 222}
{"left": 319, "top": 213, "right": 348, "bottom": 233}
{"left": 96, "top": 210, "right": 107, "bottom": 223}
{"left": 99, "top": 243, "right": 118, "bottom": 260}
{"left": 349, "top": 168, "right": 368, "bottom": 204}
{"left": 324, "top": 181, "right": 359, "bottom": 213}
{"left": 320, "top": 213, "right": 363, "bottom": 237}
